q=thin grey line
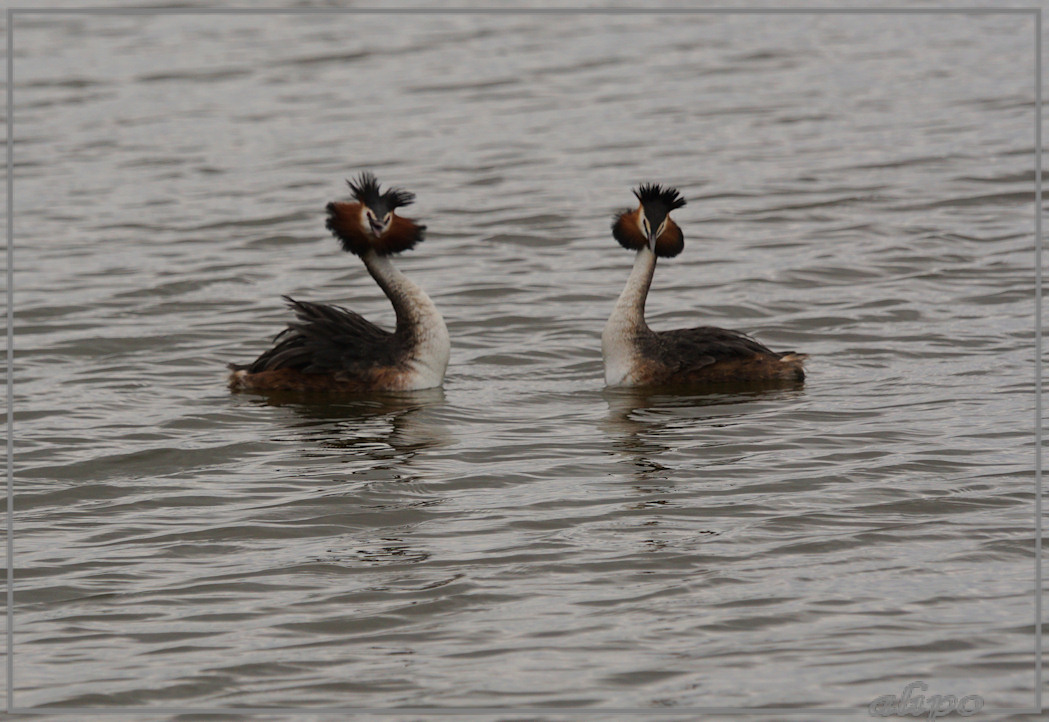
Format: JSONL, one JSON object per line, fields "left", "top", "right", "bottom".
{"left": 4, "top": 5, "right": 1040, "bottom": 719}
{"left": 0, "top": 707, "right": 888, "bottom": 716}
{"left": 1036, "top": 7, "right": 1044, "bottom": 717}
{"left": 5, "top": 8, "right": 13, "bottom": 717}
{"left": 4, "top": 707, "right": 1042, "bottom": 716}
{"left": 6, "top": 6, "right": 1041, "bottom": 15}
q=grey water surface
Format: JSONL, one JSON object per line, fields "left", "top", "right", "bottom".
{"left": 7, "top": 7, "right": 1042, "bottom": 719}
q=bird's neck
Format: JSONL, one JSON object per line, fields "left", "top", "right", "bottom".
{"left": 602, "top": 246, "right": 657, "bottom": 386}
{"left": 362, "top": 251, "right": 423, "bottom": 330}
{"left": 609, "top": 246, "right": 657, "bottom": 332}
{"left": 361, "top": 250, "right": 450, "bottom": 382}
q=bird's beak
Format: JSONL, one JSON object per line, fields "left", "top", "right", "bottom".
{"left": 369, "top": 218, "right": 385, "bottom": 237}
{"left": 647, "top": 232, "right": 657, "bottom": 253}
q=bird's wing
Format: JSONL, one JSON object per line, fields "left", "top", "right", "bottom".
{"left": 244, "top": 296, "right": 401, "bottom": 375}
{"left": 649, "top": 326, "right": 785, "bottom": 375}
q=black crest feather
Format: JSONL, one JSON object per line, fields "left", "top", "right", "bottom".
{"left": 347, "top": 171, "right": 415, "bottom": 213}
{"left": 633, "top": 183, "right": 686, "bottom": 212}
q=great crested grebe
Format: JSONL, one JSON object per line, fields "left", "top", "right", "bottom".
{"left": 602, "top": 183, "right": 806, "bottom": 388}
{"left": 228, "top": 172, "right": 449, "bottom": 393}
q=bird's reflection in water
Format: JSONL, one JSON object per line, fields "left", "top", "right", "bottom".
{"left": 602, "top": 381, "right": 805, "bottom": 551}
{"left": 246, "top": 387, "right": 452, "bottom": 463}
{"left": 602, "top": 380, "right": 806, "bottom": 488}
{"left": 242, "top": 388, "right": 451, "bottom": 570}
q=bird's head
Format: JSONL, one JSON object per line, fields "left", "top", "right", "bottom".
{"left": 325, "top": 171, "right": 426, "bottom": 256}
{"left": 612, "top": 182, "right": 686, "bottom": 258}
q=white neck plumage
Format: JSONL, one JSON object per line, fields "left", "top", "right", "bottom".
{"left": 362, "top": 250, "right": 450, "bottom": 390}
{"left": 602, "top": 246, "right": 656, "bottom": 386}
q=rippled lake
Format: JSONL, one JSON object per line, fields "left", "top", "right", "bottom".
{"left": 7, "top": 5, "right": 1043, "bottom": 718}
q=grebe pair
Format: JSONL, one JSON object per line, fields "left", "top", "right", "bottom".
{"left": 228, "top": 173, "right": 805, "bottom": 393}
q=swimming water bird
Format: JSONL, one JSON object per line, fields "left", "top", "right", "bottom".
{"left": 228, "top": 172, "right": 449, "bottom": 393}
{"left": 602, "top": 183, "right": 806, "bottom": 388}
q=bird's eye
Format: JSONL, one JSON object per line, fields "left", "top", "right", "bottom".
{"left": 382, "top": 213, "right": 392, "bottom": 225}
{"left": 657, "top": 221, "right": 667, "bottom": 237}
{"left": 641, "top": 217, "right": 650, "bottom": 234}
{"left": 366, "top": 211, "right": 376, "bottom": 222}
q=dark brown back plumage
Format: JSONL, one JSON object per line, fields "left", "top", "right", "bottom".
{"left": 638, "top": 326, "right": 806, "bottom": 384}
{"left": 230, "top": 296, "right": 408, "bottom": 374}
